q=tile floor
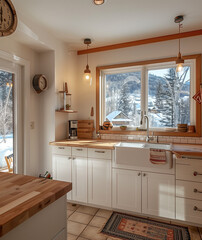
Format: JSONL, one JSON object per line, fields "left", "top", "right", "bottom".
{"left": 67, "top": 202, "right": 202, "bottom": 240}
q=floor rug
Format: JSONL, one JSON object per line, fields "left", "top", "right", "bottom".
{"left": 101, "top": 212, "right": 190, "bottom": 240}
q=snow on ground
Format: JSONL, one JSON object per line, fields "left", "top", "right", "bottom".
{"left": 0, "top": 135, "right": 13, "bottom": 167}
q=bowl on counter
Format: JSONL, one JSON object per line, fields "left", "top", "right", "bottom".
{"left": 120, "top": 126, "right": 127, "bottom": 130}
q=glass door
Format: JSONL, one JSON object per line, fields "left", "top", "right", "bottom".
{"left": 0, "top": 70, "right": 14, "bottom": 173}
{"left": 0, "top": 56, "right": 22, "bottom": 174}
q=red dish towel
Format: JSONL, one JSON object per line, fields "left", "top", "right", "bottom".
{"left": 150, "top": 149, "right": 167, "bottom": 164}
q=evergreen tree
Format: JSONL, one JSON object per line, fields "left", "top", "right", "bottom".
{"left": 155, "top": 82, "right": 164, "bottom": 110}
{"left": 118, "top": 83, "right": 131, "bottom": 115}
{"left": 0, "top": 71, "right": 13, "bottom": 143}
{"left": 155, "top": 67, "right": 189, "bottom": 127}
{"left": 179, "top": 98, "right": 190, "bottom": 124}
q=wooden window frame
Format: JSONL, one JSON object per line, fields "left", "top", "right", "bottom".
{"left": 96, "top": 54, "right": 201, "bottom": 137}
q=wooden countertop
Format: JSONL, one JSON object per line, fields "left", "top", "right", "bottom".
{"left": 49, "top": 139, "right": 119, "bottom": 150}
{"left": 0, "top": 173, "right": 72, "bottom": 237}
{"left": 171, "top": 143, "right": 202, "bottom": 157}
{"left": 50, "top": 139, "right": 202, "bottom": 157}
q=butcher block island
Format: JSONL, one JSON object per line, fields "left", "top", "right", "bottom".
{"left": 0, "top": 172, "right": 72, "bottom": 240}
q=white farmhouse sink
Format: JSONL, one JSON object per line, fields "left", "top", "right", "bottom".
{"left": 116, "top": 142, "right": 145, "bottom": 148}
{"left": 115, "top": 142, "right": 171, "bottom": 167}
{"left": 144, "top": 143, "right": 171, "bottom": 150}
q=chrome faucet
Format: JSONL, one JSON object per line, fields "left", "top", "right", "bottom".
{"left": 140, "top": 113, "right": 153, "bottom": 142}
{"left": 96, "top": 131, "right": 101, "bottom": 139}
{"left": 144, "top": 115, "right": 150, "bottom": 142}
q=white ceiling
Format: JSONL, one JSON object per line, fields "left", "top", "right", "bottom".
{"left": 12, "top": 0, "right": 202, "bottom": 51}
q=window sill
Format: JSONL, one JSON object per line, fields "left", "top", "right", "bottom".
{"left": 99, "top": 129, "right": 201, "bottom": 137}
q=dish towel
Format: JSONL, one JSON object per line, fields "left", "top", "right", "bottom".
{"left": 150, "top": 149, "right": 167, "bottom": 164}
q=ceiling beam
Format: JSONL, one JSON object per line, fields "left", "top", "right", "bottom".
{"left": 77, "top": 29, "right": 202, "bottom": 55}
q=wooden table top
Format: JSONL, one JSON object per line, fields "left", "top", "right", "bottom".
{"left": 50, "top": 139, "right": 202, "bottom": 157}
{"left": 0, "top": 172, "right": 72, "bottom": 237}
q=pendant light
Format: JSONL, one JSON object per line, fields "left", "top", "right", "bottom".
{"left": 83, "top": 38, "right": 92, "bottom": 86}
{"left": 174, "top": 15, "right": 184, "bottom": 72}
{"left": 93, "top": 0, "right": 105, "bottom": 5}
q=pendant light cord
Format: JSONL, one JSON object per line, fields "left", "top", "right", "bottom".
{"left": 87, "top": 44, "right": 89, "bottom": 65}
{"left": 178, "top": 23, "right": 182, "bottom": 53}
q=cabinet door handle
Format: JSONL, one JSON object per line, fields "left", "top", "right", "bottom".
{"left": 194, "top": 188, "right": 202, "bottom": 193}
{"left": 72, "top": 157, "right": 76, "bottom": 160}
{"left": 193, "top": 171, "right": 202, "bottom": 176}
{"left": 58, "top": 147, "right": 65, "bottom": 149}
{"left": 143, "top": 173, "right": 146, "bottom": 177}
{"left": 95, "top": 150, "right": 105, "bottom": 153}
{"left": 76, "top": 149, "right": 83, "bottom": 151}
{"left": 138, "top": 172, "right": 141, "bottom": 176}
{"left": 194, "top": 206, "right": 202, "bottom": 212}
{"left": 68, "top": 157, "right": 72, "bottom": 160}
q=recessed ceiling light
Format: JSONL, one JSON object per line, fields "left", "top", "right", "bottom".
{"left": 93, "top": 0, "right": 105, "bottom": 5}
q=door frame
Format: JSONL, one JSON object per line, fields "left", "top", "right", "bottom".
{"left": 0, "top": 50, "right": 30, "bottom": 174}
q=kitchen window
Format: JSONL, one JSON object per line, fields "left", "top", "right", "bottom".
{"left": 96, "top": 55, "right": 201, "bottom": 136}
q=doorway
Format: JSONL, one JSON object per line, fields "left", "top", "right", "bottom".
{"left": 0, "top": 58, "right": 22, "bottom": 174}
{"left": 0, "top": 70, "right": 14, "bottom": 172}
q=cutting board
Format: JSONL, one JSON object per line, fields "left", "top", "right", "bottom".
{"left": 77, "top": 120, "right": 94, "bottom": 139}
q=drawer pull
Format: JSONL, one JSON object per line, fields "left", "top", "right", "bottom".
{"left": 95, "top": 150, "right": 105, "bottom": 153}
{"left": 58, "top": 147, "right": 65, "bottom": 149}
{"left": 193, "top": 171, "right": 202, "bottom": 176}
{"left": 194, "top": 188, "right": 202, "bottom": 193}
{"left": 76, "top": 149, "right": 83, "bottom": 151}
{"left": 193, "top": 206, "right": 202, "bottom": 212}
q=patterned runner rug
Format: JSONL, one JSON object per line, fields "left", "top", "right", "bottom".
{"left": 101, "top": 212, "right": 190, "bottom": 240}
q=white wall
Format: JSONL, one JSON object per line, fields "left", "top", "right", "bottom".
{"left": 37, "top": 48, "right": 78, "bottom": 173}
{"left": 55, "top": 49, "right": 78, "bottom": 142}
{"left": 0, "top": 37, "right": 41, "bottom": 175}
{"left": 0, "top": 21, "right": 78, "bottom": 176}
{"left": 77, "top": 35, "right": 202, "bottom": 129}
{"left": 37, "top": 51, "right": 55, "bottom": 173}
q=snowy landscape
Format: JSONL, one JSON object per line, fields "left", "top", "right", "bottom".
{"left": 0, "top": 71, "right": 13, "bottom": 168}
{"left": 105, "top": 66, "right": 190, "bottom": 128}
{"left": 0, "top": 135, "right": 13, "bottom": 168}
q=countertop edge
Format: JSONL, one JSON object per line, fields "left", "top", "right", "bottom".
{"left": 49, "top": 140, "right": 202, "bottom": 157}
{"left": 0, "top": 173, "right": 72, "bottom": 237}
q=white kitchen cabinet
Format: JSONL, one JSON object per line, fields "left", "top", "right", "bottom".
{"left": 142, "top": 172, "right": 175, "bottom": 219}
{"left": 72, "top": 157, "right": 87, "bottom": 203}
{"left": 88, "top": 157, "right": 111, "bottom": 207}
{"left": 176, "top": 157, "right": 202, "bottom": 224}
{"left": 176, "top": 197, "right": 202, "bottom": 224}
{"left": 112, "top": 168, "right": 141, "bottom": 212}
{"left": 52, "top": 154, "right": 72, "bottom": 199}
{"left": 176, "top": 157, "right": 202, "bottom": 182}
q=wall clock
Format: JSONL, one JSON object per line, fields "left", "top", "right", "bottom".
{"left": 33, "top": 74, "right": 48, "bottom": 94}
{"left": 0, "top": 0, "right": 17, "bottom": 37}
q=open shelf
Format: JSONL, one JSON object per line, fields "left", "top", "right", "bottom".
{"left": 58, "top": 91, "right": 72, "bottom": 95}
{"left": 55, "top": 110, "right": 77, "bottom": 113}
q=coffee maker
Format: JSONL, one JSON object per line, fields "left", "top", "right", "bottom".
{"left": 68, "top": 120, "right": 78, "bottom": 139}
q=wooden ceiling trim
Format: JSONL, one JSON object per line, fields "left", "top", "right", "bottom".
{"left": 77, "top": 29, "right": 202, "bottom": 55}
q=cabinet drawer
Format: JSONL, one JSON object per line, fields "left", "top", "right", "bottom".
{"left": 176, "top": 158, "right": 202, "bottom": 182}
{"left": 52, "top": 146, "right": 71, "bottom": 155}
{"left": 176, "top": 180, "right": 202, "bottom": 201}
{"left": 72, "top": 147, "right": 87, "bottom": 157}
{"left": 88, "top": 148, "right": 111, "bottom": 160}
{"left": 176, "top": 197, "right": 202, "bottom": 224}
